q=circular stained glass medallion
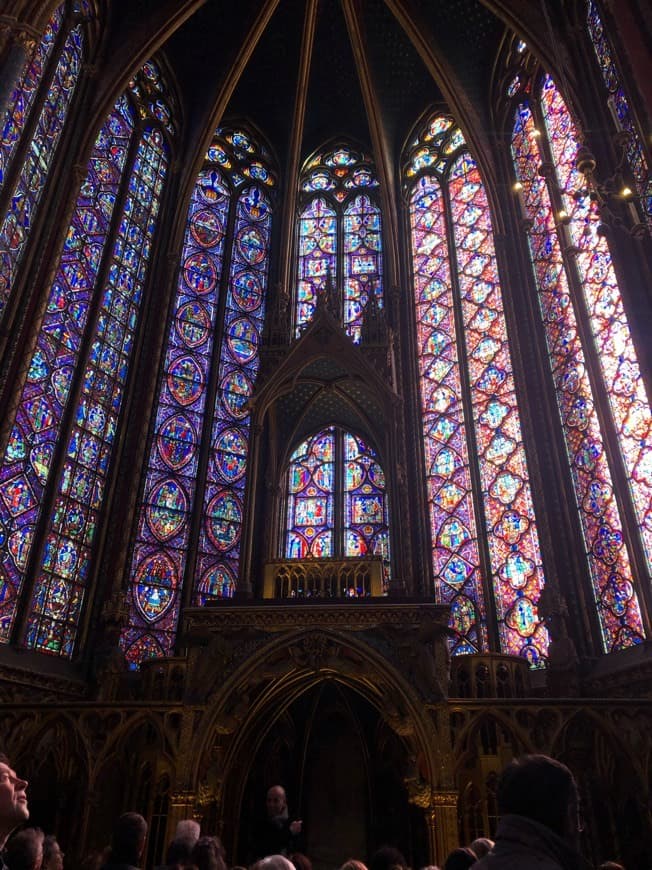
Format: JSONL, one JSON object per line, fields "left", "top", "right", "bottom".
{"left": 221, "top": 370, "right": 252, "bottom": 420}
{"left": 175, "top": 300, "right": 211, "bottom": 348}
{"left": 206, "top": 491, "right": 242, "bottom": 551}
{"left": 167, "top": 355, "right": 204, "bottom": 406}
{"left": 214, "top": 427, "right": 248, "bottom": 482}
{"left": 236, "top": 225, "right": 266, "bottom": 264}
{"left": 226, "top": 317, "right": 258, "bottom": 363}
{"left": 190, "top": 209, "right": 224, "bottom": 248}
{"left": 183, "top": 251, "right": 217, "bottom": 294}
{"left": 157, "top": 413, "right": 196, "bottom": 470}
{"left": 134, "top": 552, "right": 177, "bottom": 622}
{"left": 232, "top": 270, "right": 263, "bottom": 312}
{"left": 146, "top": 479, "right": 188, "bottom": 541}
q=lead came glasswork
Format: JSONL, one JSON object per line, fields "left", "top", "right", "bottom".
{"left": 296, "top": 145, "right": 383, "bottom": 339}
{"left": 123, "top": 129, "right": 274, "bottom": 666}
{"left": 511, "top": 82, "right": 645, "bottom": 651}
{"left": 27, "top": 123, "right": 169, "bottom": 656}
{"left": 0, "top": 96, "right": 135, "bottom": 643}
{"left": 121, "top": 161, "right": 230, "bottom": 666}
{"left": 407, "top": 114, "right": 548, "bottom": 663}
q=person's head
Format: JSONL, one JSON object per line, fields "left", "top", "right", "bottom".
{"left": 266, "top": 786, "right": 288, "bottom": 819}
{"left": 5, "top": 827, "right": 45, "bottom": 870}
{"left": 252, "top": 856, "right": 295, "bottom": 870}
{"left": 175, "top": 819, "right": 200, "bottom": 845}
{"left": 165, "top": 835, "right": 195, "bottom": 868}
{"left": 497, "top": 755, "right": 581, "bottom": 845}
{"left": 339, "top": 861, "right": 367, "bottom": 870}
{"left": 289, "top": 853, "right": 311, "bottom": 870}
{"left": 110, "top": 812, "right": 147, "bottom": 865}
{"left": 42, "top": 835, "right": 65, "bottom": 870}
{"left": 368, "top": 846, "right": 407, "bottom": 870}
{"left": 443, "top": 848, "right": 476, "bottom": 870}
{"left": 598, "top": 863, "right": 625, "bottom": 870}
{"left": 190, "top": 835, "right": 226, "bottom": 870}
{"left": 0, "top": 754, "right": 29, "bottom": 846}
{"left": 469, "top": 837, "right": 493, "bottom": 859}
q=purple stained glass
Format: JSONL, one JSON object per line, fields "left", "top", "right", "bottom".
{"left": 121, "top": 166, "right": 230, "bottom": 665}
{"left": 296, "top": 197, "right": 336, "bottom": 334}
{"left": 26, "top": 125, "right": 169, "bottom": 656}
{"left": 587, "top": 0, "right": 652, "bottom": 226}
{"left": 343, "top": 195, "right": 383, "bottom": 341}
{"left": 448, "top": 152, "right": 548, "bottom": 663}
{"left": 0, "top": 24, "right": 83, "bottom": 316}
{"left": 0, "top": 5, "right": 63, "bottom": 195}
{"left": 409, "top": 172, "right": 485, "bottom": 655}
{"left": 286, "top": 430, "right": 335, "bottom": 559}
{"left": 344, "top": 432, "right": 391, "bottom": 587}
{"left": 540, "top": 76, "right": 652, "bottom": 574}
{"left": 408, "top": 114, "right": 549, "bottom": 664}
{"left": 0, "top": 95, "right": 135, "bottom": 644}
{"left": 511, "top": 93, "right": 645, "bottom": 651}
{"left": 194, "top": 186, "right": 272, "bottom": 604}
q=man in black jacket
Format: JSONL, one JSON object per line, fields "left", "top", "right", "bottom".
{"left": 252, "top": 786, "right": 302, "bottom": 860}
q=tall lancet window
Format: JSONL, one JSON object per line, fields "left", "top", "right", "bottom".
{"left": 0, "top": 2, "right": 87, "bottom": 316}
{"left": 296, "top": 144, "right": 383, "bottom": 341}
{"left": 511, "top": 75, "right": 649, "bottom": 652}
{"left": 405, "top": 115, "right": 548, "bottom": 664}
{"left": 122, "top": 128, "right": 275, "bottom": 668}
{"left": 284, "top": 428, "right": 391, "bottom": 586}
{"left": 586, "top": 0, "right": 652, "bottom": 229}
{"left": 0, "top": 61, "right": 173, "bottom": 657}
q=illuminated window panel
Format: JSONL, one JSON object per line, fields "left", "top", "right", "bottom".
{"left": 587, "top": 0, "right": 652, "bottom": 227}
{"left": 407, "top": 114, "right": 548, "bottom": 663}
{"left": 409, "top": 174, "right": 485, "bottom": 655}
{"left": 122, "top": 127, "right": 275, "bottom": 668}
{"left": 343, "top": 195, "right": 383, "bottom": 341}
{"left": 540, "top": 76, "right": 652, "bottom": 573}
{"left": 286, "top": 430, "right": 335, "bottom": 560}
{"left": 0, "top": 5, "right": 63, "bottom": 196}
{"left": 0, "top": 95, "right": 135, "bottom": 644}
{"left": 0, "top": 23, "right": 83, "bottom": 315}
{"left": 194, "top": 186, "right": 272, "bottom": 604}
{"left": 296, "top": 197, "right": 336, "bottom": 335}
{"left": 121, "top": 168, "right": 231, "bottom": 666}
{"left": 511, "top": 94, "right": 645, "bottom": 651}
{"left": 296, "top": 144, "right": 383, "bottom": 340}
{"left": 26, "top": 126, "right": 169, "bottom": 656}
{"left": 449, "top": 153, "right": 547, "bottom": 664}
{"left": 285, "top": 428, "right": 391, "bottom": 586}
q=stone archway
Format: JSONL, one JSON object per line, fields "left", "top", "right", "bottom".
{"left": 179, "top": 600, "right": 457, "bottom": 865}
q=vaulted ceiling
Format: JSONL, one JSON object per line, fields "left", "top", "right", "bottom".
{"left": 92, "top": 0, "right": 561, "bottom": 180}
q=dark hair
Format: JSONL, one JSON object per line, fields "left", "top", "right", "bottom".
{"left": 165, "top": 835, "right": 195, "bottom": 867}
{"left": 369, "top": 846, "right": 407, "bottom": 870}
{"left": 443, "top": 848, "right": 476, "bottom": 870}
{"left": 6, "top": 828, "right": 44, "bottom": 870}
{"left": 110, "top": 812, "right": 147, "bottom": 864}
{"left": 43, "top": 835, "right": 63, "bottom": 870}
{"left": 190, "top": 835, "right": 226, "bottom": 870}
{"left": 598, "top": 863, "right": 625, "bottom": 870}
{"left": 497, "top": 754, "right": 578, "bottom": 837}
{"left": 290, "top": 853, "right": 312, "bottom": 870}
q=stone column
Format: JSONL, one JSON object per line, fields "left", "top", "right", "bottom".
{"left": 430, "top": 790, "right": 459, "bottom": 865}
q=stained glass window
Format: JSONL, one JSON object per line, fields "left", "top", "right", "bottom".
{"left": 511, "top": 75, "right": 648, "bottom": 651}
{"left": 0, "top": 61, "right": 173, "bottom": 656}
{"left": 0, "top": 3, "right": 85, "bottom": 318}
{"left": 285, "top": 427, "right": 391, "bottom": 585}
{"left": 122, "top": 128, "right": 275, "bottom": 668}
{"left": 406, "top": 116, "right": 548, "bottom": 663}
{"left": 586, "top": 0, "right": 652, "bottom": 227}
{"left": 296, "top": 145, "right": 383, "bottom": 341}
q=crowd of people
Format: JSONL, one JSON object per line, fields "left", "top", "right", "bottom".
{"left": 0, "top": 753, "right": 628, "bottom": 870}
